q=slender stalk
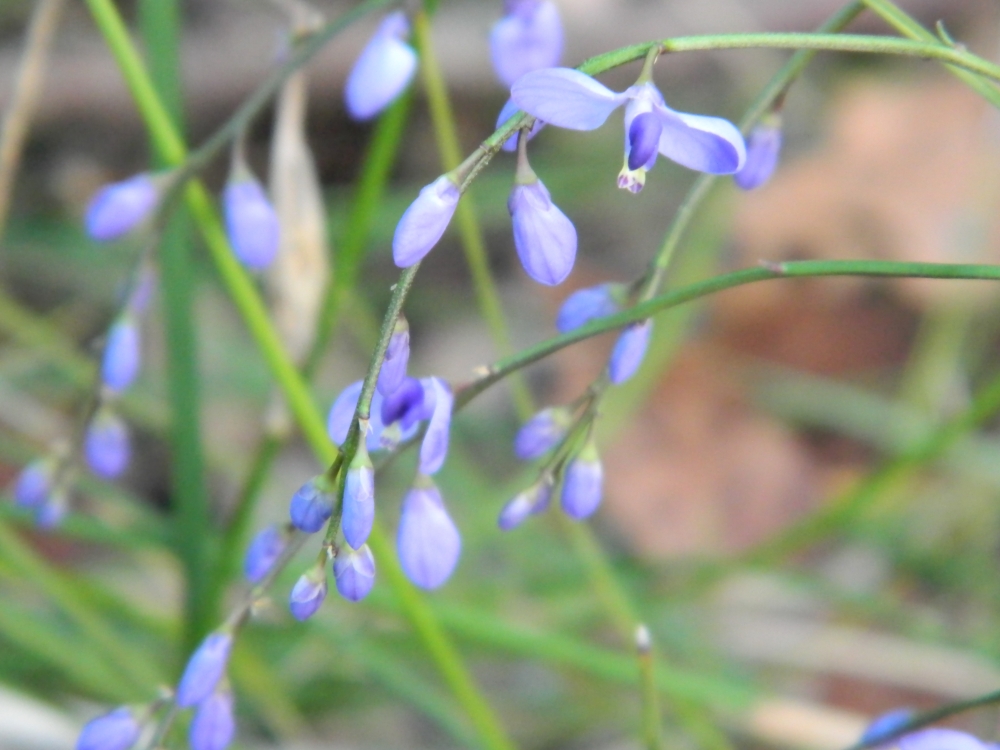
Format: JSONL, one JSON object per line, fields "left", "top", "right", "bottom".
{"left": 412, "top": 9, "right": 534, "bottom": 419}
{"left": 636, "top": 626, "right": 664, "bottom": 750}
{"left": 0, "top": 0, "right": 65, "bottom": 241}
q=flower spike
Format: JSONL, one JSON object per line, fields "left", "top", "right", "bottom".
{"left": 345, "top": 11, "right": 418, "bottom": 121}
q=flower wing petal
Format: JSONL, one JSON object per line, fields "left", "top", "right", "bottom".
{"left": 655, "top": 107, "right": 746, "bottom": 174}
{"left": 511, "top": 68, "right": 625, "bottom": 131}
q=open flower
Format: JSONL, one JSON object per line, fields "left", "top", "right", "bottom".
{"left": 345, "top": 11, "right": 418, "bottom": 121}
{"left": 511, "top": 68, "right": 745, "bottom": 192}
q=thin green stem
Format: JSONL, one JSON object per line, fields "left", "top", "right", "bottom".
{"left": 636, "top": 627, "right": 664, "bottom": 750}
{"left": 412, "top": 9, "right": 534, "bottom": 419}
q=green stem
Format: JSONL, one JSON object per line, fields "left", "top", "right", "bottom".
{"left": 412, "top": 8, "right": 534, "bottom": 419}
{"left": 636, "top": 627, "right": 664, "bottom": 750}
{"left": 862, "top": 0, "right": 1000, "bottom": 108}
{"left": 138, "top": 0, "right": 214, "bottom": 653}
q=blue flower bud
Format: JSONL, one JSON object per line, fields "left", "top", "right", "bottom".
{"left": 861, "top": 708, "right": 914, "bottom": 746}
{"left": 514, "top": 407, "right": 570, "bottom": 460}
{"left": 498, "top": 477, "right": 552, "bottom": 531}
{"left": 289, "top": 475, "right": 335, "bottom": 534}
{"left": 34, "top": 488, "right": 68, "bottom": 530}
{"left": 393, "top": 175, "right": 461, "bottom": 268}
{"left": 76, "top": 706, "right": 141, "bottom": 750}
{"left": 13, "top": 458, "right": 55, "bottom": 508}
{"left": 334, "top": 543, "right": 376, "bottom": 602}
{"left": 190, "top": 688, "right": 235, "bottom": 750}
{"left": 345, "top": 11, "right": 418, "bottom": 121}
{"left": 509, "top": 179, "right": 577, "bottom": 286}
{"left": 102, "top": 316, "right": 141, "bottom": 393}
{"left": 556, "top": 283, "right": 623, "bottom": 333}
{"left": 608, "top": 319, "right": 652, "bottom": 384}
{"left": 176, "top": 631, "right": 233, "bottom": 708}
{"left": 418, "top": 377, "right": 453, "bottom": 476}
{"left": 377, "top": 318, "right": 410, "bottom": 396}
{"left": 223, "top": 177, "right": 280, "bottom": 270}
{"left": 243, "top": 525, "right": 286, "bottom": 584}
{"left": 381, "top": 377, "right": 430, "bottom": 429}
{"left": 734, "top": 118, "right": 782, "bottom": 191}
{"left": 627, "top": 111, "right": 662, "bottom": 171}
{"left": 289, "top": 563, "right": 328, "bottom": 622}
{"left": 327, "top": 380, "right": 387, "bottom": 453}
{"left": 84, "top": 408, "right": 130, "bottom": 479}
{"left": 397, "top": 478, "right": 461, "bottom": 589}
{"left": 490, "top": 0, "right": 563, "bottom": 88}
{"left": 85, "top": 174, "right": 159, "bottom": 242}
{"left": 342, "top": 438, "right": 375, "bottom": 549}
{"left": 560, "top": 440, "right": 602, "bottom": 520}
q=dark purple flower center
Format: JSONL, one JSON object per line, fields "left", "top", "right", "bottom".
{"left": 627, "top": 112, "right": 662, "bottom": 171}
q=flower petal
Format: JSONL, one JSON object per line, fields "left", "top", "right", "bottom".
{"left": 397, "top": 482, "right": 461, "bottom": 589}
{"left": 509, "top": 179, "right": 577, "bottom": 286}
{"left": 655, "top": 107, "right": 746, "bottom": 174}
{"left": 511, "top": 68, "right": 626, "bottom": 131}
{"left": 345, "top": 12, "right": 418, "bottom": 121}
{"left": 419, "top": 377, "right": 453, "bottom": 475}
{"left": 326, "top": 380, "right": 386, "bottom": 452}
{"left": 900, "top": 730, "right": 989, "bottom": 750}
{"left": 490, "top": 0, "right": 563, "bottom": 87}
{"left": 393, "top": 176, "right": 461, "bottom": 267}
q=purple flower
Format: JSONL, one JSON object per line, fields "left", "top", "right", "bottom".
{"left": 102, "top": 316, "right": 141, "bottom": 393}
{"left": 557, "top": 283, "right": 623, "bottom": 333}
{"left": 34, "top": 489, "right": 67, "bottom": 530}
{"left": 176, "top": 631, "right": 233, "bottom": 708}
{"left": 377, "top": 318, "right": 410, "bottom": 396}
{"left": 327, "top": 380, "right": 387, "bottom": 452}
{"left": 397, "top": 480, "right": 461, "bottom": 589}
{"left": 393, "top": 175, "right": 461, "bottom": 268}
{"left": 342, "top": 440, "right": 375, "bottom": 549}
{"left": 560, "top": 441, "right": 602, "bottom": 520}
{"left": 190, "top": 688, "right": 235, "bottom": 750}
{"left": 84, "top": 408, "right": 130, "bottom": 479}
{"left": 490, "top": 0, "right": 563, "bottom": 88}
{"left": 418, "top": 377, "right": 453, "bottom": 475}
{"left": 511, "top": 69, "right": 745, "bottom": 191}
{"left": 223, "top": 177, "right": 280, "bottom": 270}
{"left": 334, "top": 543, "right": 376, "bottom": 602}
{"left": 496, "top": 97, "right": 545, "bottom": 152}
{"left": 243, "top": 525, "right": 286, "bottom": 584}
{"left": 861, "top": 708, "right": 914, "bottom": 747}
{"left": 899, "top": 730, "right": 989, "bottom": 750}
{"left": 734, "top": 118, "right": 783, "bottom": 190}
{"left": 498, "top": 477, "right": 552, "bottom": 531}
{"left": 85, "top": 173, "right": 159, "bottom": 242}
{"left": 381, "top": 377, "right": 431, "bottom": 429}
{"left": 608, "top": 319, "right": 651, "bottom": 384}
{"left": 509, "top": 179, "right": 577, "bottom": 286}
{"left": 13, "top": 458, "right": 54, "bottom": 508}
{"left": 76, "top": 706, "right": 141, "bottom": 750}
{"left": 514, "top": 407, "right": 569, "bottom": 460}
{"left": 289, "top": 476, "right": 335, "bottom": 534}
{"left": 289, "top": 564, "right": 328, "bottom": 621}
{"left": 345, "top": 11, "right": 417, "bottom": 121}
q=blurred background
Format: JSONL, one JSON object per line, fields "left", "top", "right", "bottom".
{"left": 3, "top": 0, "right": 1000, "bottom": 748}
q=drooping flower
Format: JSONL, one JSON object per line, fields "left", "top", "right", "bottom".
{"left": 418, "top": 377, "right": 453, "bottom": 475}
{"left": 498, "top": 476, "right": 553, "bottom": 530}
{"left": 398, "top": 479, "right": 461, "bottom": 589}
{"left": 289, "top": 475, "right": 336, "bottom": 534}
{"left": 176, "top": 631, "right": 233, "bottom": 708}
{"left": 327, "top": 380, "right": 387, "bottom": 453}
{"left": 899, "top": 729, "right": 989, "bottom": 750}
{"left": 511, "top": 68, "right": 745, "bottom": 192}
{"left": 556, "top": 283, "right": 624, "bottom": 333}
{"left": 85, "top": 173, "right": 159, "bottom": 242}
{"left": 289, "top": 563, "right": 328, "bottom": 621}
{"left": 243, "top": 525, "right": 286, "bottom": 584}
{"left": 223, "top": 173, "right": 280, "bottom": 270}
{"left": 514, "top": 407, "right": 570, "bottom": 460}
{"left": 607, "top": 319, "right": 652, "bottom": 384}
{"left": 490, "top": 0, "right": 563, "bottom": 88}
{"left": 345, "top": 11, "right": 418, "bottom": 121}
{"left": 190, "top": 688, "right": 236, "bottom": 750}
{"left": 377, "top": 317, "right": 410, "bottom": 396}
{"left": 102, "top": 315, "right": 141, "bottom": 393}
{"left": 334, "top": 543, "right": 376, "bottom": 602}
{"left": 13, "top": 458, "right": 55, "bottom": 508}
{"left": 734, "top": 116, "right": 783, "bottom": 191}
{"left": 84, "top": 408, "right": 130, "bottom": 479}
{"left": 76, "top": 706, "right": 141, "bottom": 750}
{"left": 393, "top": 175, "right": 461, "bottom": 268}
{"left": 560, "top": 439, "right": 602, "bottom": 520}
{"left": 342, "top": 435, "right": 375, "bottom": 550}
{"left": 860, "top": 708, "right": 914, "bottom": 747}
